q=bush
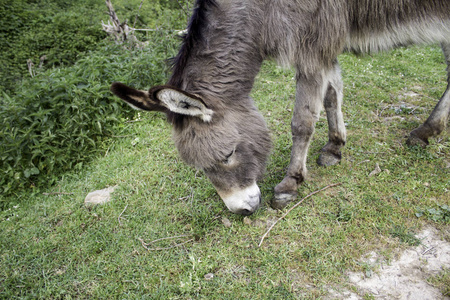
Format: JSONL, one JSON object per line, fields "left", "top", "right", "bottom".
{"left": 0, "top": 0, "right": 189, "bottom": 92}
{"left": 0, "top": 0, "right": 107, "bottom": 92}
{"left": 0, "top": 36, "right": 178, "bottom": 201}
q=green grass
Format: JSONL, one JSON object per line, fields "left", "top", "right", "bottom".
{"left": 1, "top": 45, "right": 449, "bottom": 299}
{"left": 428, "top": 268, "right": 450, "bottom": 297}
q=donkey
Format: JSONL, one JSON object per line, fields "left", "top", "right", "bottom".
{"left": 111, "top": 0, "right": 450, "bottom": 215}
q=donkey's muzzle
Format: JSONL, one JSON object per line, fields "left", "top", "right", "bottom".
{"left": 218, "top": 182, "right": 261, "bottom": 215}
{"left": 235, "top": 194, "right": 261, "bottom": 216}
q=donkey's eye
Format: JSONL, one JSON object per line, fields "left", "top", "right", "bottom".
{"left": 222, "top": 150, "right": 234, "bottom": 165}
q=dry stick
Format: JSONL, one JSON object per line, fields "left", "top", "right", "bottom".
{"left": 175, "top": 0, "right": 190, "bottom": 17}
{"left": 133, "top": 0, "right": 145, "bottom": 29}
{"left": 42, "top": 192, "right": 74, "bottom": 196}
{"left": 118, "top": 204, "right": 128, "bottom": 225}
{"left": 139, "top": 234, "right": 194, "bottom": 251}
{"left": 258, "top": 183, "right": 342, "bottom": 247}
{"left": 104, "top": 140, "right": 115, "bottom": 157}
{"left": 104, "top": 0, "right": 137, "bottom": 44}
{"left": 27, "top": 59, "right": 35, "bottom": 77}
{"left": 421, "top": 246, "right": 435, "bottom": 255}
{"left": 140, "top": 239, "right": 195, "bottom": 251}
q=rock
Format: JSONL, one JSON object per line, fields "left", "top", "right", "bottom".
{"left": 368, "top": 163, "right": 382, "bottom": 177}
{"left": 243, "top": 217, "right": 253, "bottom": 226}
{"left": 251, "top": 219, "right": 266, "bottom": 228}
{"left": 84, "top": 186, "right": 117, "bottom": 206}
{"left": 402, "top": 91, "right": 419, "bottom": 98}
{"left": 221, "top": 217, "right": 232, "bottom": 228}
{"left": 204, "top": 273, "right": 214, "bottom": 280}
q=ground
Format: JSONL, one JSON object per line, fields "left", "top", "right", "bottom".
{"left": 327, "top": 227, "right": 450, "bottom": 299}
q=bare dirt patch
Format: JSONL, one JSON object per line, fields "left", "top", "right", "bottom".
{"left": 328, "top": 226, "right": 450, "bottom": 299}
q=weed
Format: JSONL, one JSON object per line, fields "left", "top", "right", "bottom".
{"left": 389, "top": 225, "right": 421, "bottom": 246}
{"left": 428, "top": 268, "right": 450, "bottom": 297}
{"left": 416, "top": 204, "right": 450, "bottom": 223}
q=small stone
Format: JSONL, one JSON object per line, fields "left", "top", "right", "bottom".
{"left": 84, "top": 186, "right": 117, "bottom": 206}
{"left": 243, "top": 217, "right": 252, "bottom": 226}
{"left": 221, "top": 217, "right": 232, "bottom": 228}
{"left": 402, "top": 91, "right": 419, "bottom": 98}
{"left": 266, "top": 207, "right": 277, "bottom": 214}
{"left": 252, "top": 219, "right": 265, "bottom": 228}
{"left": 204, "top": 273, "right": 214, "bottom": 280}
{"left": 368, "top": 163, "right": 382, "bottom": 177}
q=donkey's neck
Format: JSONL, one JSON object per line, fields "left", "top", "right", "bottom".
{"left": 179, "top": 50, "right": 262, "bottom": 101}
{"left": 168, "top": 0, "right": 262, "bottom": 105}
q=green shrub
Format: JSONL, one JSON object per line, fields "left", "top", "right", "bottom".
{"left": 0, "top": 37, "right": 178, "bottom": 201}
{"left": 0, "top": 0, "right": 107, "bottom": 92}
{"left": 416, "top": 204, "right": 450, "bottom": 223}
{"left": 0, "top": 0, "right": 189, "bottom": 92}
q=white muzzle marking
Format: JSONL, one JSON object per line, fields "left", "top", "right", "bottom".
{"left": 218, "top": 182, "right": 261, "bottom": 215}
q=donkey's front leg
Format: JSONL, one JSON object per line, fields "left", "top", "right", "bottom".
{"left": 272, "top": 72, "right": 326, "bottom": 209}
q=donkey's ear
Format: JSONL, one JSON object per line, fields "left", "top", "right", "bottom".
{"left": 110, "top": 82, "right": 167, "bottom": 112}
{"left": 150, "top": 86, "right": 214, "bottom": 122}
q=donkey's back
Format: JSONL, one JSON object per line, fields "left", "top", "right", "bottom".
{"left": 347, "top": 0, "right": 450, "bottom": 54}
{"left": 262, "top": 0, "right": 450, "bottom": 73}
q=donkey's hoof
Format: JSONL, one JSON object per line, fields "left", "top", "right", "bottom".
{"left": 406, "top": 133, "right": 428, "bottom": 148}
{"left": 317, "top": 151, "right": 341, "bottom": 166}
{"left": 271, "top": 192, "right": 297, "bottom": 209}
{"left": 272, "top": 176, "right": 299, "bottom": 209}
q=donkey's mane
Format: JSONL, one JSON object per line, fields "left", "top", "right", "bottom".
{"left": 166, "top": 0, "right": 217, "bottom": 128}
{"left": 169, "top": 0, "right": 217, "bottom": 88}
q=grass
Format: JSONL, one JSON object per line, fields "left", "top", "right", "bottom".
{"left": 428, "top": 268, "right": 450, "bottom": 297}
{"left": 1, "top": 45, "right": 449, "bottom": 299}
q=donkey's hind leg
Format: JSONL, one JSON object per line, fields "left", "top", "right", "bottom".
{"left": 407, "top": 43, "right": 450, "bottom": 147}
{"left": 317, "top": 63, "right": 346, "bottom": 166}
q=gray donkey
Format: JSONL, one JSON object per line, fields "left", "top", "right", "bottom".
{"left": 111, "top": 0, "right": 450, "bottom": 215}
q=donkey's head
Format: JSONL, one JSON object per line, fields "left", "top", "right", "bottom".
{"left": 111, "top": 82, "right": 271, "bottom": 215}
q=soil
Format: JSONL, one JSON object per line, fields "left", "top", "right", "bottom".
{"left": 328, "top": 226, "right": 450, "bottom": 299}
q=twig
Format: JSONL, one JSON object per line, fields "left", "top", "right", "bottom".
{"left": 139, "top": 234, "right": 194, "bottom": 251}
{"left": 42, "top": 192, "right": 74, "bottom": 196}
{"left": 356, "top": 159, "right": 371, "bottom": 166}
{"left": 179, "top": 188, "right": 194, "bottom": 201}
{"left": 118, "top": 204, "right": 128, "bottom": 225}
{"left": 104, "top": 140, "right": 115, "bottom": 157}
{"left": 39, "top": 55, "right": 46, "bottom": 68}
{"left": 258, "top": 183, "right": 342, "bottom": 247}
{"left": 175, "top": 0, "right": 190, "bottom": 17}
{"left": 103, "top": 0, "right": 142, "bottom": 45}
{"left": 421, "top": 246, "right": 435, "bottom": 255}
{"left": 378, "top": 105, "right": 392, "bottom": 117}
{"left": 108, "top": 134, "right": 134, "bottom": 138}
{"left": 141, "top": 239, "right": 194, "bottom": 251}
{"left": 133, "top": 0, "right": 145, "bottom": 29}
{"left": 142, "top": 234, "right": 191, "bottom": 244}
{"left": 27, "top": 59, "right": 35, "bottom": 77}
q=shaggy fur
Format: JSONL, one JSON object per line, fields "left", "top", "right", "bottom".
{"left": 111, "top": 0, "right": 450, "bottom": 214}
